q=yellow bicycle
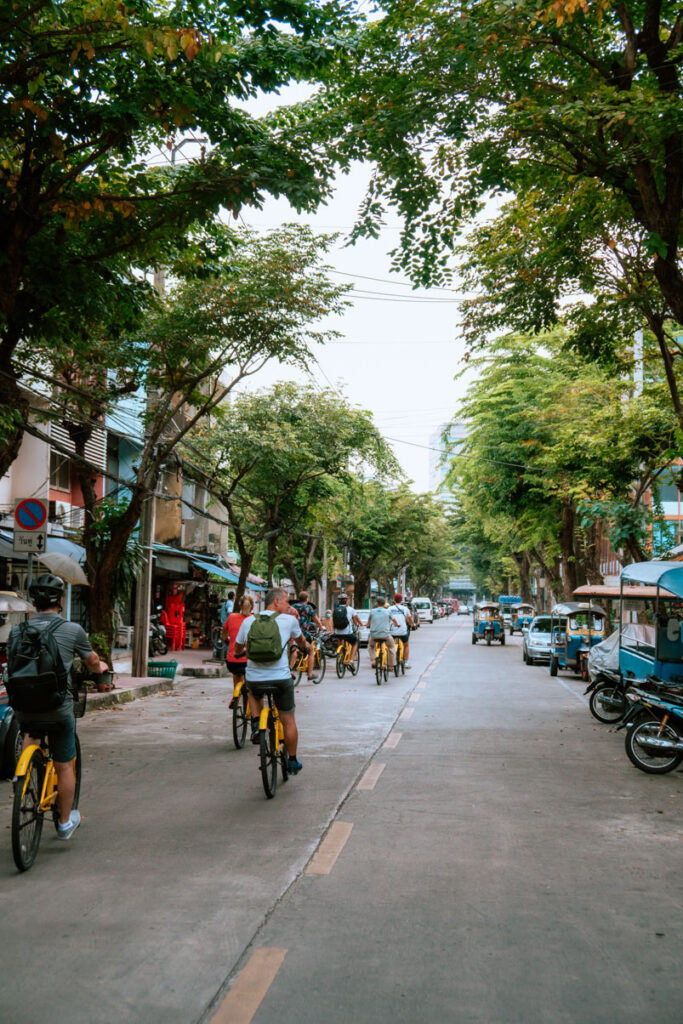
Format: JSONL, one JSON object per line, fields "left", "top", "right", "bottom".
{"left": 335, "top": 635, "right": 360, "bottom": 678}
{"left": 393, "top": 636, "right": 405, "bottom": 677}
{"left": 256, "top": 686, "right": 290, "bottom": 799}
{"left": 12, "top": 732, "right": 82, "bottom": 872}
{"left": 374, "top": 639, "right": 389, "bottom": 685}
{"left": 293, "top": 635, "right": 326, "bottom": 684}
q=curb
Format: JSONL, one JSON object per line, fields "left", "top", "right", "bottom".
{"left": 85, "top": 677, "right": 174, "bottom": 712}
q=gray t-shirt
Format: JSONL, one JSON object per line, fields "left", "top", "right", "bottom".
{"left": 11, "top": 613, "right": 93, "bottom": 722}
{"left": 368, "top": 607, "right": 391, "bottom": 639}
{"left": 235, "top": 611, "right": 301, "bottom": 682}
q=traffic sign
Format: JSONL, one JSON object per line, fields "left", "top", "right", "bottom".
{"left": 14, "top": 498, "right": 48, "bottom": 554}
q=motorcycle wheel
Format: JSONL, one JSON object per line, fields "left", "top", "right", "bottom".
{"left": 625, "top": 713, "right": 683, "bottom": 774}
{"left": 486, "top": 636, "right": 491, "bottom": 646}
{"left": 471, "top": 635, "right": 476, "bottom": 645}
{"left": 589, "top": 683, "right": 626, "bottom": 724}
{"left": 500, "top": 633, "right": 505, "bottom": 646}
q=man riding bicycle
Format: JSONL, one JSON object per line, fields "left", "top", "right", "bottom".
{"left": 388, "top": 592, "right": 414, "bottom": 669}
{"left": 290, "top": 590, "right": 324, "bottom": 681}
{"left": 331, "top": 594, "right": 362, "bottom": 673}
{"left": 8, "top": 574, "right": 105, "bottom": 840}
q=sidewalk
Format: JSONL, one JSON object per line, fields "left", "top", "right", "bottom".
{"left": 86, "top": 646, "right": 228, "bottom": 712}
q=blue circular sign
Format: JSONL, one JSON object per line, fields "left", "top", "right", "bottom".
{"left": 15, "top": 499, "right": 47, "bottom": 530}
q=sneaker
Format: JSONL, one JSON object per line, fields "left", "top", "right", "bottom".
{"left": 56, "top": 810, "right": 81, "bottom": 841}
{"left": 288, "top": 757, "right": 303, "bottom": 775}
{"left": 404, "top": 663, "right": 411, "bottom": 669}
{"left": 251, "top": 729, "right": 261, "bottom": 745}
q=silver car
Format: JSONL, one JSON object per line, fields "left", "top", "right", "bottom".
{"left": 522, "top": 615, "right": 552, "bottom": 665}
{"left": 355, "top": 609, "right": 371, "bottom": 647}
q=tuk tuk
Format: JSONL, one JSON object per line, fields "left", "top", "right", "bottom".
{"left": 472, "top": 603, "right": 505, "bottom": 646}
{"left": 618, "top": 562, "right": 683, "bottom": 684}
{"left": 509, "top": 603, "right": 535, "bottom": 636}
{"left": 549, "top": 602, "right": 606, "bottom": 677}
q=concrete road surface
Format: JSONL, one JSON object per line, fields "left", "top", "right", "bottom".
{"left": 1, "top": 617, "right": 681, "bottom": 1024}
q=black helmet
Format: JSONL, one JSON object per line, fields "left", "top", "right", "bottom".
{"left": 29, "top": 573, "right": 65, "bottom": 606}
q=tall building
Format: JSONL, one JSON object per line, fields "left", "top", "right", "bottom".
{"left": 429, "top": 422, "right": 467, "bottom": 496}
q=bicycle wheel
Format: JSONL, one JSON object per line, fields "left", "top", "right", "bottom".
{"left": 312, "top": 648, "right": 326, "bottom": 684}
{"left": 259, "top": 714, "right": 278, "bottom": 798}
{"left": 232, "top": 689, "right": 248, "bottom": 748}
{"left": 336, "top": 646, "right": 346, "bottom": 678}
{"left": 400, "top": 657, "right": 405, "bottom": 676}
{"left": 12, "top": 748, "right": 46, "bottom": 872}
{"left": 382, "top": 662, "right": 389, "bottom": 683}
{"left": 375, "top": 655, "right": 383, "bottom": 685}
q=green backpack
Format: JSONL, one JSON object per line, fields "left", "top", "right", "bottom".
{"left": 246, "top": 613, "right": 285, "bottom": 663}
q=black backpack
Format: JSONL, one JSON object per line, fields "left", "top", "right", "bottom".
{"left": 6, "top": 618, "right": 69, "bottom": 713}
{"left": 333, "top": 605, "right": 350, "bottom": 630}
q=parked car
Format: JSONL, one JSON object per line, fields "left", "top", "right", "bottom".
{"left": 457, "top": 604, "right": 471, "bottom": 615}
{"left": 522, "top": 615, "right": 553, "bottom": 666}
{"left": 355, "top": 609, "right": 371, "bottom": 647}
{"left": 0, "top": 676, "right": 21, "bottom": 780}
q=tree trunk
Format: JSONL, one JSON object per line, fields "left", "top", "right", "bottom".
{"left": 560, "top": 501, "right": 577, "bottom": 599}
{"left": 353, "top": 568, "right": 371, "bottom": 608}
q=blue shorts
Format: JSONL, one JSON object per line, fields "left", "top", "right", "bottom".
{"left": 19, "top": 708, "right": 77, "bottom": 762}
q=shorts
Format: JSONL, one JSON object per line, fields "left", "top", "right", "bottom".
{"left": 246, "top": 678, "right": 296, "bottom": 713}
{"left": 18, "top": 709, "right": 77, "bottom": 762}
{"left": 226, "top": 659, "right": 246, "bottom": 676}
{"left": 392, "top": 633, "right": 409, "bottom": 644}
{"left": 334, "top": 633, "right": 357, "bottom": 644}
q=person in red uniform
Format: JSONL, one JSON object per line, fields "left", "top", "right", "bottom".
{"left": 223, "top": 594, "right": 254, "bottom": 708}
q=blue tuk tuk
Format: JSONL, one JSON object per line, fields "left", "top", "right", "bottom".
{"left": 549, "top": 602, "right": 606, "bottom": 676}
{"left": 618, "top": 562, "right": 683, "bottom": 684}
{"left": 509, "top": 603, "right": 535, "bottom": 636}
{"left": 472, "top": 602, "right": 505, "bottom": 646}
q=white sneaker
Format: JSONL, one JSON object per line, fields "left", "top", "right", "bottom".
{"left": 404, "top": 663, "right": 412, "bottom": 669}
{"left": 56, "top": 809, "right": 81, "bottom": 841}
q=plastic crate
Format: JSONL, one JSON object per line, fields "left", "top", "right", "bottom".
{"left": 147, "top": 660, "right": 178, "bottom": 680}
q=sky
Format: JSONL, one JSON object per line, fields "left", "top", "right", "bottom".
{"left": 227, "top": 85, "right": 475, "bottom": 493}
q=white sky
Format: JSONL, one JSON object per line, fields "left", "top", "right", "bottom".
{"left": 231, "top": 87, "right": 474, "bottom": 492}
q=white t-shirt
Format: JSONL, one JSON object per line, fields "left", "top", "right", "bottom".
{"left": 235, "top": 611, "right": 301, "bottom": 682}
{"left": 334, "top": 605, "right": 356, "bottom": 635}
{"left": 388, "top": 604, "right": 410, "bottom": 636}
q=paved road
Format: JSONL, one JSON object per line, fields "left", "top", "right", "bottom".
{"left": 1, "top": 618, "right": 681, "bottom": 1023}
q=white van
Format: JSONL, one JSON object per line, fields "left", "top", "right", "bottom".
{"left": 412, "top": 597, "right": 433, "bottom": 623}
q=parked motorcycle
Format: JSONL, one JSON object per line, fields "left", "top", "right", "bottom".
{"left": 584, "top": 669, "right": 629, "bottom": 724}
{"left": 149, "top": 606, "right": 168, "bottom": 656}
{"left": 619, "top": 681, "right": 683, "bottom": 774}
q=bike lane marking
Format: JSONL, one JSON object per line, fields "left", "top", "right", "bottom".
{"left": 416, "top": 680, "right": 427, "bottom": 689}
{"left": 383, "top": 731, "right": 402, "bottom": 749}
{"left": 357, "top": 763, "right": 386, "bottom": 791}
{"left": 409, "top": 693, "right": 420, "bottom": 703}
{"left": 305, "top": 821, "right": 354, "bottom": 875}
{"left": 399, "top": 707, "right": 414, "bottom": 721}
{"left": 210, "top": 948, "right": 287, "bottom": 1024}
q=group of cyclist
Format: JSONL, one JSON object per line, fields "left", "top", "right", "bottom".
{"left": 6, "top": 576, "right": 419, "bottom": 857}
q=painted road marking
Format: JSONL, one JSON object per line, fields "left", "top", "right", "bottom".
{"left": 306, "top": 822, "right": 354, "bottom": 875}
{"left": 556, "top": 678, "right": 590, "bottom": 706}
{"left": 416, "top": 681, "right": 426, "bottom": 690}
{"left": 357, "top": 763, "right": 386, "bottom": 791}
{"left": 211, "top": 948, "right": 287, "bottom": 1024}
{"left": 399, "top": 707, "right": 414, "bottom": 721}
{"left": 409, "top": 693, "right": 420, "bottom": 703}
{"left": 383, "top": 731, "right": 402, "bottom": 749}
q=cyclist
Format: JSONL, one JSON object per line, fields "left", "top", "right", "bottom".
{"left": 233, "top": 587, "right": 311, "bottom": 775}
{"left": 223, "top": 594, "right": 254, "bottom": 707}
{"left": 332, "top": 594, "right": 362, "bottom": 672}
{"left": 290, "top": 590, "right": 324, "bottom": 681}
{"left": 388, "top": 592, "right": 414, "bottom": 669}
{"left": 9, "top": 574, "right": 105, "bottom": 840}
{"left": 367, "top": 595, "right": 399, "bottom": 670}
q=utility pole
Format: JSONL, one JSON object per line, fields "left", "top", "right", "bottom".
{"left": 131, "top": 484, "right": 157, "bottom": 677}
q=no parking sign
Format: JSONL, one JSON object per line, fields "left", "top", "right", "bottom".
{"left": 13, "top": 498, "right": 48, "bottom": 553}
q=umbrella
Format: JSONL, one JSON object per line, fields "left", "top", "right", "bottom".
{"left": 35, "top": 551, "right": 89, "bottom": 586}
{"left": 0, "top": 591, "right": 35, "bottom": 613}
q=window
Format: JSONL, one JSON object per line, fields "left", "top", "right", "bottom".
{"left": 50, "top": 450, "right": 70, "bottom": 491}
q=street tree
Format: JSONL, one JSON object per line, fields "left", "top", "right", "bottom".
{"left": 40, "top": 226, "right": 348, "bottom": 658}
{"left": 302, "top": 0, "right": 683, "bottom": 321}
{"left": 0, "top": 0, "right": 348, "bottom": 475}
{"left": 448, "top": 332, "right": 677, "bottom": 598}
{"left": 189, "top": 382, "right": 397, "bottom": 600}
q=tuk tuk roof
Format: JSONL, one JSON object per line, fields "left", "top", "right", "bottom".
{"left": 477, "top": 602, "right": 499, "bottom": 609}
{"left": 621, "top": 561, "right": 683, "bottom": 597}
{"left": 551, "top": 601, "right": 605, "bottom": 616}
{"left": 512, "top": 603, "right": 535, "bottom": 611}
{"left": 573, "top": 584, "right": 667, "bottom": 600}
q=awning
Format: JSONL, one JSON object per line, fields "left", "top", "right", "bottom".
{"left": 154, "top": 552, "right": 190, "bottom": 574}
{"left": 192, "top": 558, "right": 239, "bottom": 583}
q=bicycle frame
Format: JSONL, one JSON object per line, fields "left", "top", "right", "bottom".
{"left": 14, "top": 743, "right": 60, "bottom": 815}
